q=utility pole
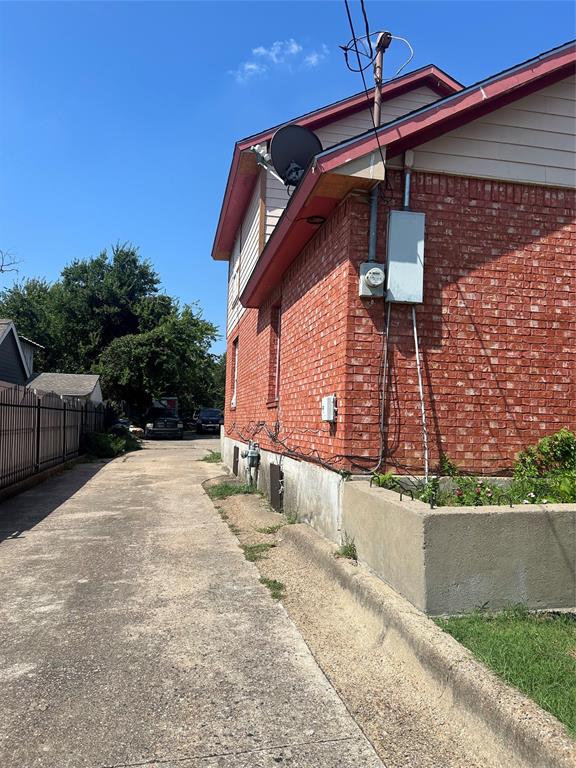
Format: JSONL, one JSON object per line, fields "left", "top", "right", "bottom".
{"left": 373, "top": 32, "right": 392, "bottom": 126}
{"left": 367, "top": 30, "right": 392, "bottom": 264}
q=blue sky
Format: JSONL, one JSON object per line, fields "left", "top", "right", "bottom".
{"left": 1, "top": 1, "right": 574, "bottom": 353}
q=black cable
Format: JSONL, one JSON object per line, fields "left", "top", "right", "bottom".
{"left": 360, "top": 0, "right": 373, "bottom": 59}
{"left": 341, "top": 0, "right": 389, "bottom": 188}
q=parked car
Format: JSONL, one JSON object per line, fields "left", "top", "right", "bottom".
{"left": 144, "top": 416, "right": 184, "bottom": 440}
{"left": 109, "top": 418, "right": 144, "bottom": 438}
{"left": 195, "top": 408, "right": 223, "bottom": 434}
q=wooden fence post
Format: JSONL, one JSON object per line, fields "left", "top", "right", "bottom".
{"left": 35, "top": 396, "right": 41, "bottom": 473}
{"left": 62, "top": 399, "right": 67, "bottom": 462}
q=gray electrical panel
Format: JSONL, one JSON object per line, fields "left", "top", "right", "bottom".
{"left": 386, "top": 210, "right": 425, "bottom": 303}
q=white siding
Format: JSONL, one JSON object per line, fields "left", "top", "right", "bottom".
{"left": 265, "top": 173, "right": 290, "bottom": 241}
{"left": 227, "top": 181, "right": 261, "bottom": 335}
{"left": 226, "top": 234, "right": 243, "bottom": 335}
{"left": 264, "top": 86, "right": 441, "bottom": 239}
{"left": 405, "top": 76, "right": 576, "bottom": 186}
{"left": 238, "top": 182, "right": 261, "bottom": 294}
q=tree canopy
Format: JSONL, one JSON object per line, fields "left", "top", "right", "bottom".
{"left": 0, "top": 243, "right": 223, "bottom": 416}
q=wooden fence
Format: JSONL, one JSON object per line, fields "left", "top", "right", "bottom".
{"left": 0, "top": 386, "right": 106, "bottom": 491}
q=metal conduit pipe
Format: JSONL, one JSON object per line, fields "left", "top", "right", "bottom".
{"left": 368, "top": 185, "right": 379, "bottom": 262}
{"left": 403, "top": 149, "right": 414, "bottom": 209}
{"left": 403, "top": 149, "right": 430, "bottom": 481}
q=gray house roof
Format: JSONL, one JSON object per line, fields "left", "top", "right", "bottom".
{"left": 0, "top": 319, "right": 40, "bottom": 382}
{"left": 28, "top": 372, "right": 101, "bottom": 397}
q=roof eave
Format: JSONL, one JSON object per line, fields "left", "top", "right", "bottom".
{"left": 211, "top": 66, "right": 462, "bottom": 262}
{"left": 239, "top": 41, "right": 576, "bottom": 308}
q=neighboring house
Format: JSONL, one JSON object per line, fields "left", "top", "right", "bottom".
{"left": 27, "top": 373, "right": 103, "bottom": 403}
{"left": 0, "top": 319, "right": 43, "bottom": 388}
{"left": 213, "top": 43, "right": 575, "bottom": 522}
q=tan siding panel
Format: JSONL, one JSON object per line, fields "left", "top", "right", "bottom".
{"left": 412, "top": 77, "right": 576, "bottom": 186}
{"left": 238, "top": 183, "right": 261, "bottom": 294}
{"left": 227, "top": 235, "right": 244, "bottom": 336}
{"left": 315, "top": 87, "right": 440, "bottom": 149}
{"left": 263, "top": 86, "right": 442, "bottom": 239}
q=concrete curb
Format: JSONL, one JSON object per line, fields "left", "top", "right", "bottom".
{"left": 280, "top": 523, "right": 576, "bottom": 768}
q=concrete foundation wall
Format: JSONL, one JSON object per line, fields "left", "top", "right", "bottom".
{"left": 341, "top": 482, "right": 428, "bottom": 610}
{"left": 423, "top": 507, "right": 576, "bottom": 615}
{"left": 343, "top": 481, "right": 576, "bottom": 615}
{"left": 221, "top": 433, "right": 344, "bottom": 541}
{"left": 223, "top": 433, "right": 576, "bottom": 615}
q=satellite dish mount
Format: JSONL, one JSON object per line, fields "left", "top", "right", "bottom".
{"left": 270, "top": 125, "right": 323, "bottom": 188}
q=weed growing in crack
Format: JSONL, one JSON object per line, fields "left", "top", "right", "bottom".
{"left": 206, "top": 482, "right": 256, "bottom": 500}
{"left": 202, "top": 451, "right": 222, "bottom": 463}
{"left": 335, "top": 533, "right": 357, "bottom": 561}
{"left": 256, "top": 524, "right": 284, "bottom": 535}
{"left": 242, "top": 542, "right": 275, "bottom": 562}
{"left": 285, "top": 512, "right": 298, "bottom": 525}
{"left": 260, "top": 577, "right": 285, "bottom": 600}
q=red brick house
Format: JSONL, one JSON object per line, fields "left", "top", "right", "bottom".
{"left": 213, "top": 42, "right": 575, "bottom": 534}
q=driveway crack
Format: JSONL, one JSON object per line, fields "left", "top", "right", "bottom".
{"left": 99, "top": 735, "right": 360, "bottom": 767}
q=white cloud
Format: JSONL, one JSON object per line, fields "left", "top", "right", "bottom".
{"left": 231, "top": 61, "right": 268, "bottom": 84}
{"left": 304, "top": 44, "right": 329, "bottom": 68}
{"left": 231, "top": 39, "right": 328, "bottom": 84}
{"left": 253, "top": 39, "right": 303, "bottom": 64}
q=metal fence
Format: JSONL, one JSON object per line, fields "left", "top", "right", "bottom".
{"left": 0, "top": 386, "right": 106, "bottom": 491}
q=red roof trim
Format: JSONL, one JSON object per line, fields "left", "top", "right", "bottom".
{"left": 320, "top": 43, "right": 575, "bottom": 173}
{"left": 240, "top": 42, "right": 575, "bottom": 308}
{"left": 211, "top": 66, "right": 462, "bottom": 260}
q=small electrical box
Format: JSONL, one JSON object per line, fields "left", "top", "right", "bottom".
{"left": 321, "top": 394, "right": 337, "bottom": 422}
{"left": 386, "top": 210, "right": 425, "bottom": 303}
{"left": 359, "top": 262, "right": 385, "bottom": 297}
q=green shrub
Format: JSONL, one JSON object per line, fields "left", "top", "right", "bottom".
{"left": 81, "top": 431, "right": 141, "bottom": 458}
{"left": 371, "top": 471, "right": 396, "bottom": 489}
{"left": 437, "top": 453, "right": 460, "bottom": 477}
{"left": 514, "top": 428, "right": 576, "bottom": 478}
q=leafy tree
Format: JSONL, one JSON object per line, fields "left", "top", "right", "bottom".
{"left": 0, "top": 243, "right": 222, "bottom": 415}
{"left": 53, "top": 243, "right": 160, "bottom": 371}
{"left": 98, "top": 304, "right": 218, "bottom": 416}
{"left": 204, "top": 353, "right": 226, "bottom": 410}
{"left": 0, "top": 278, "right": 55, "bottom": 369}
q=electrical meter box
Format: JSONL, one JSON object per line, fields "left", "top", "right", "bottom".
{"left": 321, "top": 394, "right": 337, "bottom": 422}
{"left": 386, "top": 210, "right": 425, "bottom": 303}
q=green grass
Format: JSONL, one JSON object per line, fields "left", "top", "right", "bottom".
{"left": 335, "top": 533, "right": 357, "bottom": 561}
{"left": 202, "top": 450, "right": 222, "bottom": 463}
{"left": 260, "top": 577, "right": 285, "bottom": 600}
{"left": 205, "top": 482, "right": 255, "bottom": 500}
{"left": 436, "top": 606, "right": 576, "bottom": 734}
{"left": 255, "top": 524, "right": 284, "bottom": 535}
{"left": 285, "top": 512, "right": 298, "bottom": 524}
{"left": 241, "top": 542, "right": 275, "bottom": 562}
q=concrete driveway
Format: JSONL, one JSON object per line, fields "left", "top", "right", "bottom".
{"left": 0, "top": 439, "right": 382, "bottom": 768}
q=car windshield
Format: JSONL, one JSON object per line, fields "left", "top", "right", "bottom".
{"left": 200, "top": 409, "right": 221, "bottom": 418}
{"left": 156, "top": 418, "right": 179, "bottom": 425}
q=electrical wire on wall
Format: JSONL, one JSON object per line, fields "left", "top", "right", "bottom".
{"left": 339, "top": 0, "right": 429, "bottom": 478}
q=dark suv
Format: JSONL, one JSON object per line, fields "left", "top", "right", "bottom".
{"left": 195, "top": 408, "right": 223, "bottom": 434}
{"left": 144, "top": 416, "right": 184, "bottom": 440}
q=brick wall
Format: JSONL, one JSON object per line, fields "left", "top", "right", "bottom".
{"left": 224, "top": 197, "right": 355, "bottom": 467}
{"left": 225, "top": 171, "right": 575, "bottom": 475}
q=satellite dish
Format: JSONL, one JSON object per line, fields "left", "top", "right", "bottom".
{"left": 270, "top": 124, "right": 323, "bottom": 187}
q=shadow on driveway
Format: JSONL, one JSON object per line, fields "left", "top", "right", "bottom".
{"left": 0, "top": 461, "right": 106, "bottom": 546}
